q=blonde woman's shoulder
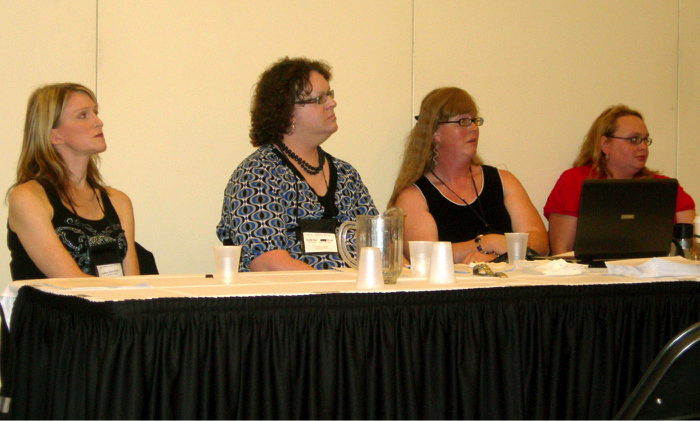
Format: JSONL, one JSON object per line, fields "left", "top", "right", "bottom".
{"left": 104, "top": 186, "right": 133, "bottom": 209}
{"left": 8, "top": 180, "right": 50, "bottom": 207}
{"left": 7, "top": 180, "right": 53, "bottom": 231}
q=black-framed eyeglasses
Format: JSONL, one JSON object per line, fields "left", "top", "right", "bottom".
{"left": 413, "top": 116, "right": 485, "bottom": 127}
{"left": 295, "top": 90, "right": 334, "bottom": 105}
{"left": 438, "top": 117, "right": 484, "bottom": 127}
{"left": 607, "top": 135, "right": 653, "bottom": 146}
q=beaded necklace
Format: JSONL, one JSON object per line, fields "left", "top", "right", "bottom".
{"left": 277, "top": 142, "right": 326, "bottom": 175}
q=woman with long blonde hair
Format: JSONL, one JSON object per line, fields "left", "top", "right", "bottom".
{"left": 391, "top": 87, "right": 549, "bottom": 263}
{"left": 7, "top": 83, "right": 139, "bottom": 280}
{"left": 544, "top": 104, "right": 696, "bottom": 255}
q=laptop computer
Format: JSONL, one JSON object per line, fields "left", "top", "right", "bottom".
{"left": 573, "top": 178, "right": 678, "bottom": 266}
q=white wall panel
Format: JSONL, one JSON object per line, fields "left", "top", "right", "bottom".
{"left": 97, "top": 0, "right": 413, "bottom": 275}
{"left": 679, "top": 0, "right": 700, "bottom": 205}
{"left": 0, "top": 1, "right": 96, "bottom": 290}
{"left": 413, "top": 0, "right": 681, "bottom": 222}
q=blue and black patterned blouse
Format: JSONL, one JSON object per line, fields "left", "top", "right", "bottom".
{"left": 216, "top": 144, "right": 378, "bottom": 271}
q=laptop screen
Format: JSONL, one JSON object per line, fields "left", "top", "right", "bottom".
{"left": 574, "top": 178, "right": 678, "bottom": 264}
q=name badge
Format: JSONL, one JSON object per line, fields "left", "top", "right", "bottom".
{"left": 96, "top": 263, "right": 124, "bottom": 278}
{"left": 302, "top": 232, "right": 339, "bottom": 253}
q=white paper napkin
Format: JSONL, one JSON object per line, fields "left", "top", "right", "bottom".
{"left": 525, "top": 259, "right": 588, "bottom": 276}
{"left": 606, "top": 256, "right": 700, "bottom": 278}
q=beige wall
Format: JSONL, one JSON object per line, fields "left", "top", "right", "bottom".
{"left": 679, "top": 0, "right": 700, "bottom": 201}
{"left": 415, "top": 0, "right": 684, "bottom": 211}
{"left": 0, "top": 1, "right": 97, "bottom": 288}
{"left": 1, "top": 0, "right": 698, "bottom": 291}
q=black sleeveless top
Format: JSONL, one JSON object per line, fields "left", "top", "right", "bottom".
{"left": 7, "top": 183, "right": 127, "bottom": 280}
{"left": 414, "top": 165, "right": 513, "bottom": 243}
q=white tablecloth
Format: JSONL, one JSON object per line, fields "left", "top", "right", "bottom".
{"left": 4, "top": 259, "right": 698, "bottom": 330}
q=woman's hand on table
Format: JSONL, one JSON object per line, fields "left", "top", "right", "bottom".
{"left": 460, "top": 251, "right": 498, "bottom": 265}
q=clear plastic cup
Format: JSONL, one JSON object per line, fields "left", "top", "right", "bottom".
{"left": 428, "top": 242, "right": 455, "bottom": 284}
{"left": 409, "top": 241, "right": 434, "bottom": 278}
{"left": 505, "top": 233, "right": 529, "bottom": 265}
{"left": 214, "top": 245, "right": 242, "bottom": 284}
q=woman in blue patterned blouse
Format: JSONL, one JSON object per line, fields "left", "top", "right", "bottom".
{"left": 216, "top": 57, "right": 378, "bottom": 271}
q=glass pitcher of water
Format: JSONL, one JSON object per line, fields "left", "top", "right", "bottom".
{"left": 337, "top": 208, "right": 405, "bottom": 284}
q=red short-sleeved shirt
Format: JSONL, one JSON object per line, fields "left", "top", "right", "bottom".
{"left": 544, "top": 165, "right": 695, "bottom": 220}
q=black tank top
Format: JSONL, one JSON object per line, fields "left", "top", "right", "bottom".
{"left": 414, "top": 165, "right": 513, "bottom": 243}
{"left": 7, "top": 183, "right": 127, "bottom": 280}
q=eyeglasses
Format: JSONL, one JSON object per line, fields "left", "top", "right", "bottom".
{"left": 295, "top": 90, "right": 334, "bottom": 105}
{"left": 413, "top": 116, "right": 485, "bottom": 127}
{"left": 607, "top": 135, "right": 653, "bottom": 146}
{"left": 438, "top": 117, "right": 484, "bottom": 127}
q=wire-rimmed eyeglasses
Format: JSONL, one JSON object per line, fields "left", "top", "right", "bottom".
{"left": 607, "top": 135, "right": 653, "bottom": 146}
{"left": 295, "top": 90, "right": 334, "bottom": 105}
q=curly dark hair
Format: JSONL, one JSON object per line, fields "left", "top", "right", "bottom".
{"left": 250, "top": 57, "right": 332, "bottom": 147}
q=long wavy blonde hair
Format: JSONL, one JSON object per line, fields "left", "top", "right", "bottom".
{"left": 8, "top": 83, "right": 105, "bottom": 205}
{"left": 574, "top": 104, "right": 656, "bottom": 178}
{"left": 388, "top": 87, "right": 484, "bottom": 206}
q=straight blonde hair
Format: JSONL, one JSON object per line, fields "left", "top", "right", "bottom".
{"left": 9, "top": 83, "right": 105, "bottom": 205}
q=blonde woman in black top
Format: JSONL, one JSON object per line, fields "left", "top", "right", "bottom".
{"left": 7, "top": 83, "right": 139, "bottom": 280}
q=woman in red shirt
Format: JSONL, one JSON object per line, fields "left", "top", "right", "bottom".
{"left": 544, "top": 104, "right": 695, "bottom": 255}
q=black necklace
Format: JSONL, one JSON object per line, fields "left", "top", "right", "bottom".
{"left": 277, "top": 143, "right": 326, "bottom": 175}
{"left": 431, "top": 166, "right": 491, "bottom": 231}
